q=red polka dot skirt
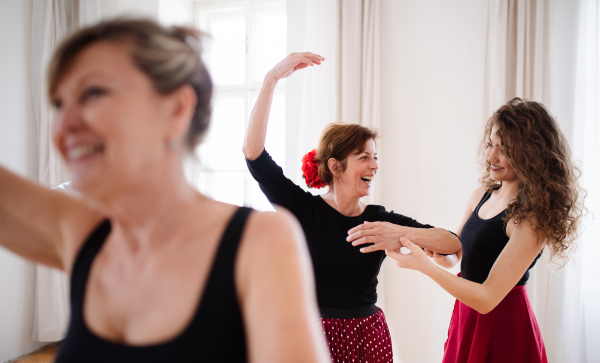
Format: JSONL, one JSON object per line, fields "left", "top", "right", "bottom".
{"left": 321, "top": 308, "right": 393, "bottom": 363}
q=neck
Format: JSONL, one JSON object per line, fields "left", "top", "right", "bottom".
{"left": 322, "top": 185, "right": 364, "bottom": 216}
{"left": 93, "top": 154, "right": 203, "bottom": 242}
{"left": 495, "top": 179, "right": 519, "bottom": 200}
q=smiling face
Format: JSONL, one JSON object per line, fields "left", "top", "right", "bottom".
{"left": 486, "top": 124, "right": 518, "bottom": 183}
{"left": 51, "top": 41, "right": 174, "bottom": 199}
{"left": 333, "top": 139, "right": 378, "bottom": 198}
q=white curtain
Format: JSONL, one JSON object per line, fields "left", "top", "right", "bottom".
{"left": 30, "top": 0, "right": 118, "bottom": 342}
{"left": 30, "top": 0, "right": 77, "bottom": 342}
{"left": 554, "top": 0, "right": 600, "bottom": 360}
{"left": 486, "top": 0, "right": 600, "bottom": 361}
{"left": 484, "top": 0, "right": 550, "bottom": 117}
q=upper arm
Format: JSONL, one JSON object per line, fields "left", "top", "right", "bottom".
{"left": 482, "top": 218, "right": 545, "bottom": 308}
{"left": 246, "top": 150, "right": 312, "bottom": 216}
{"left": 235, "top": 209, "right": 329, "bottom": 363}
{"left": 0, "top": 167, "right": 103, "bottom": 271}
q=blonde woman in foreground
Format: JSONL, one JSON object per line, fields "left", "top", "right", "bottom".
{"left": 0, "top": 18, "right": 329, "bottom": 363}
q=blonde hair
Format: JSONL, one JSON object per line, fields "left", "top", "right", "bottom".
{"left": 48, "top": 17, "right": 213, "bottom": 150}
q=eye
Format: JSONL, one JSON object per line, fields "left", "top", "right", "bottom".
{"left": 374, "top": 156, "right": 378, "bottom": 161}
{"left": 80, "top": 86, "right": 108, "bottom": 103}
{"left": 486, "top": 142, "right": 493, "bottom": 148}
{"left": 52, "top": 99, "right": 62, "bottom": 110}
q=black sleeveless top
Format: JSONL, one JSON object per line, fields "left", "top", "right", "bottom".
{"left": 55, "top": 207, "right": 252, "bottom": 363}
{"left": 460, "top": 190, "right": 540, "bottom": 285}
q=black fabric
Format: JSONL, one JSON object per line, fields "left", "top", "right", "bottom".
{"left": 460, "top": 190, "right": 540, "bottom": 285}
{"left": 246, "top": 149, "right": 435, "bottom": 310}
{"left": 55, "top": 207, "right": 252, "bottom": 363}
{"left": 319, "top": 304, "right": 379, "bottom": 319}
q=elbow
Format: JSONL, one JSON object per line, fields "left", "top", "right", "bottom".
{"left": 475, "top": 303, "right": 497, "bottom": 315}
{"left": 242, "top": 144, "right": 262, "bottom": 161}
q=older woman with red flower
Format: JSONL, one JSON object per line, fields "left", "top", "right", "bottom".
{"left": 243, "top": 53, "right": 461, "bottom": 362}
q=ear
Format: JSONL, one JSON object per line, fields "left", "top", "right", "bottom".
{"left": 328, "top": 158, "right": 341, "bottom": 177}
{"left": 164, "top": 84, "right": 197, "bottom": 141}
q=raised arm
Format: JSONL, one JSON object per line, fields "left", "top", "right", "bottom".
{"left": 386, "top": 217, "right": 544, "bottom": 314}
{"left": 0, "top": 166, "right": 102, "bottom": 271}
{"left": 243, "top": 52, "right": 324, "bottom": 160}
{"left": 236, "top": 209, "right": 330, "bottom": 363}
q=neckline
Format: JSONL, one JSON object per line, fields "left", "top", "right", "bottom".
{"left": 475, "top": 190, "right": 507, "bottom": 221}
{"left": 79, "top": 208, "right": 244, "bottom": 349}
{"left": 316, "top": 195, "right": 373, "bottom": 218}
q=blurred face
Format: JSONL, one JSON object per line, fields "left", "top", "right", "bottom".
{"left": 486, "top": 124, "right": 518, "bottom": 183}
{"left": 335, "top": 139, "right": 378, "bottom": 198}
{"left": 51, "top": 41, "right": 173, "bottom": 199}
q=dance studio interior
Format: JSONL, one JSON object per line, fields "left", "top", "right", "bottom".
{"left": 0, "top": 0, "right": 598, "bottom": 362}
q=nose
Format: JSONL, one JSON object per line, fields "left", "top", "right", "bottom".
{"left": 51, "top": 103, "right": 84, "bottom": 151}
{"left": 371, "top": 157, "right": 378, "bottom": 172}
{"left": 487, "top": 146, "right": 499, "bottom": 164}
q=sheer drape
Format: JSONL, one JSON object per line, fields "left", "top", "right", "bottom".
{"left": 30, "top": 0, "right": 118, "bottom": 342}
{"left": 30, "top": 0, "right": 77, "bottom": 342}
{"left": 486, "top": 0, "right": 600, "bottom": 361}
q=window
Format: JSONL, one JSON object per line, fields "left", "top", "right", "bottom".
{"left": 191, "top": 0, "right": 287, "bottom": 211}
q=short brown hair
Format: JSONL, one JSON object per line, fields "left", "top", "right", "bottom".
{"left": 48, "top": 17, "right": 212, "bottom": 151}
{"left": 316, "top": 123, "right": 378, "bottom": 185}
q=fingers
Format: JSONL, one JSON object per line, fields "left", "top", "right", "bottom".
{"left": 346, "top": 228, "right": 377, "bottom": 242}
{"left": 424, "top": 249, "right": 434, "bottom": 257}
{"left": 350, "top": 237, "right": 373, "bottom": 246}
{"left": 399, "top": 237, "right": 419, "bottom": 252}
{"left": 347, "top": 221, "right": 374, "bottom": 236}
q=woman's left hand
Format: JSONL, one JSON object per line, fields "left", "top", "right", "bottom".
{"left": 347, "top": 221, "right": 404, "bottom": 253}
{"left": 385, "top": 237, "right": 434, "bottom": 274}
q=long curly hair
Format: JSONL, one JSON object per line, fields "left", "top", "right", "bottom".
{"left": 478, "top": 98, "right": 586, "bottom": 264}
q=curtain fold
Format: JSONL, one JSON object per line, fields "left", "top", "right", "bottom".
{"left": 30, "top": 0, "right": 78, "bottom": 342}
{"left": 486, "top": 1, "right": 600, "bottom": 361}
{"left": 30, "top": 0, "right": 119, "bottom": 342}
{"left": 339, "top": 0, "right": 382, "bottom": 205}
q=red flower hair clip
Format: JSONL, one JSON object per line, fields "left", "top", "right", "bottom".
{"left": 301, "top": 149, "right": 325, "bottom": 189}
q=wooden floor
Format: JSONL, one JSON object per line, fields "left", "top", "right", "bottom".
{"left": 10, "top": 344, "right": 58, "bottom": 363}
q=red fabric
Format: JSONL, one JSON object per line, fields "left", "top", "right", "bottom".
{"left": 321, "top": 308, "right": 393, "bottom": 363}
{"left": 443, "top": 274, "right": 547, "bottom": 363}
{"left": 301, "top": 149, "right": 326, "bottom": 189}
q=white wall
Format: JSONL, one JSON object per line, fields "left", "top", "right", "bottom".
{"left": 0, "top": 0, "right": 45, "bottom": 361}
{"left": 378, "top": 1, "right": 488, "bottom": 362}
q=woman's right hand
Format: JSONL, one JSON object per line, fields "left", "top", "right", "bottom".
{"left": 265, "top": 52, "right": 324, "bottom": 82}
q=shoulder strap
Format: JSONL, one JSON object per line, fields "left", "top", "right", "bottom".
{"left": 474, "top": 190, "right": 493, "bottom": 216}
{"left": 70, "top": 219, "right": 112, "bottom": 314}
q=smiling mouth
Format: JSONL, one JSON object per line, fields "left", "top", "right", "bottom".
{"left": 66, "top": 145, "right": 104, "bottom": 160}
{"left": 361, "top": 176, "right": 374, "bottom": 184}
{"left": 490, "top": 164, "right": 504, "bottom": 171}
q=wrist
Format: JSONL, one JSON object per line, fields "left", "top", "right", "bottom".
{"left": 264, "top": 73, "right": 279, "bottom": 86}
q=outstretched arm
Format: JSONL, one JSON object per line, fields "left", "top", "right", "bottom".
{"left": 387, "top": 217, "right": 544, "bottom": 314}
{"left": 347, "top": 222, "right": 461, "bottom": 255}
{"left": 236, "top": 208, "right": 330, "bottom": 363}
{"left": 0, "top": 166, "right": 102, "bottom": 271}
{"left": 243, "top": 52, "right": 324, "bottom": 160}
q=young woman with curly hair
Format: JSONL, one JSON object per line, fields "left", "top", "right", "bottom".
{"left": 385, "top": 98, "right": 585, "bottom": 363}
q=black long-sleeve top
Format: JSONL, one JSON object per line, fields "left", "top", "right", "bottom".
{"left": 247, "top": 149, "right": 435, "bottom": 308}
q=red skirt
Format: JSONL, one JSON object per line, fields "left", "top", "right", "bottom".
{"left": 443, "top": 278, "right": 547, "bottom": 363}
{"left": 321, "top": 308, "right": 393, "bottom": 363}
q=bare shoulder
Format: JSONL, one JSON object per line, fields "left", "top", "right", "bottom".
{"left": 242, "top": 207, "right": 305, "bottom": 252}
{"left": 466, "top": 186, "right": 488, "bottom": 212}
{"left": 506, "top": 215, "right": 545, "bottom": 245}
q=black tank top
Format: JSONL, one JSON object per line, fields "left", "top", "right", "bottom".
{"left": 55, "top": 207, "right": 252, "bottom": 363}
{"left": 460, "top": 190, "right": 539, "bottom": 285}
